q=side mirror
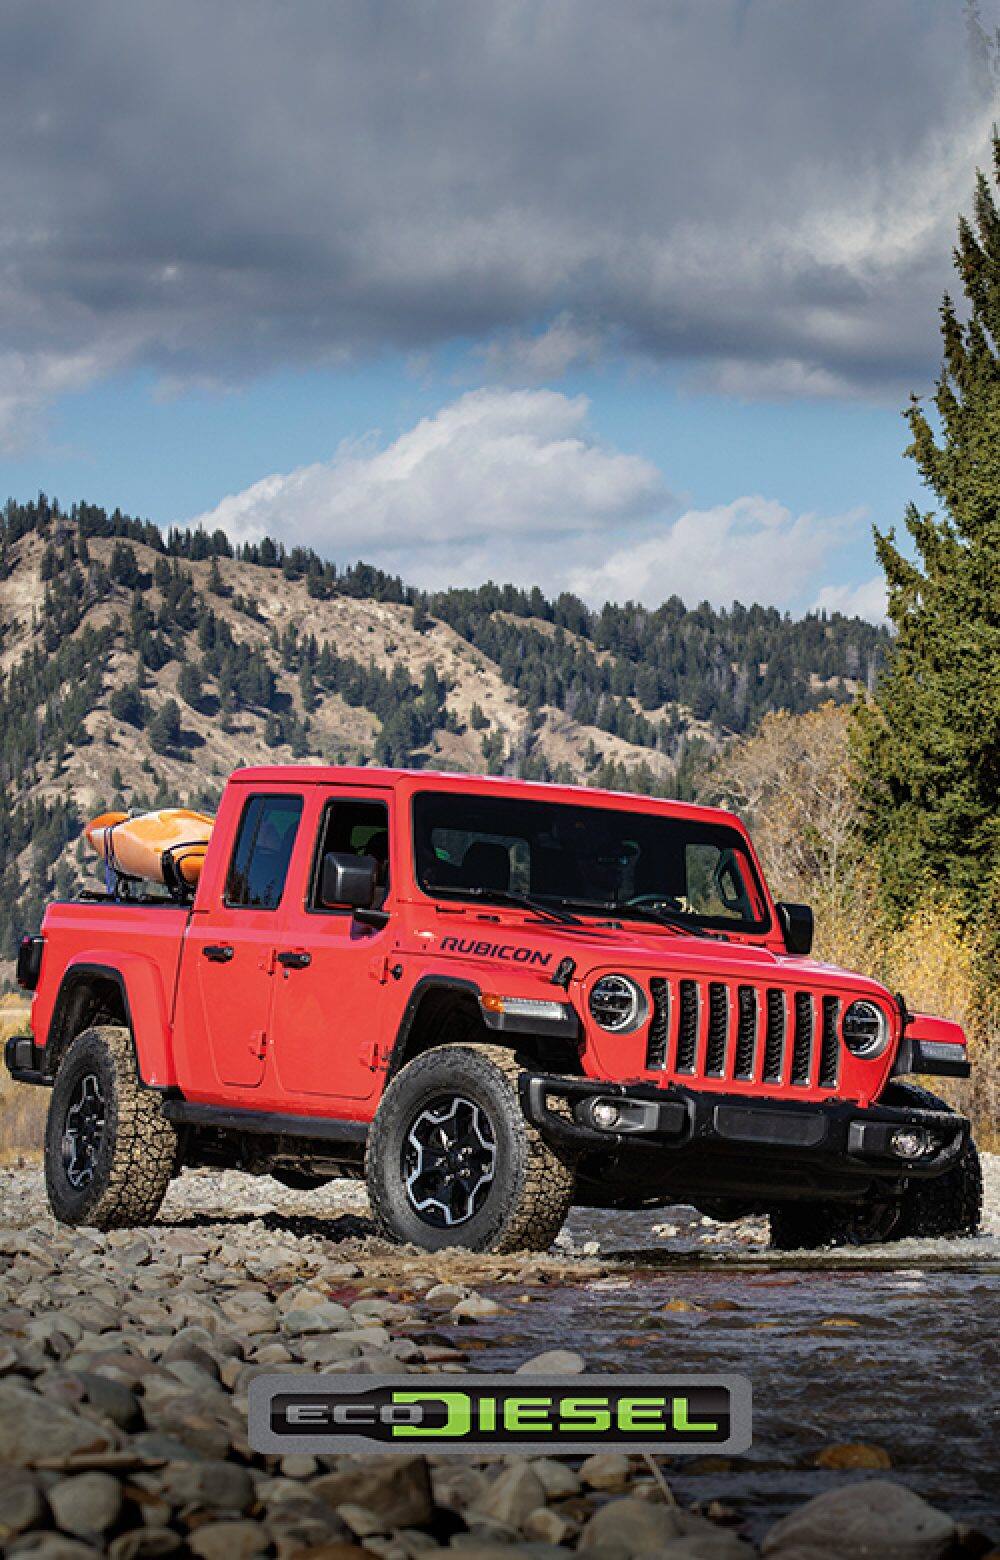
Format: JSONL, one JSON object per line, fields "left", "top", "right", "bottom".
{"left": 776, "top": 901, "right": 814, "bottom": 956}
{"left": 321, "top": 852, "right": 378, "bottom": 911}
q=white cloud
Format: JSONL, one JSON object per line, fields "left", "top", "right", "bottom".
{"left": 0, "top": 349, "right": 114, "bottom": 453}
{"left": 569, "top": 497, "right": 865, "bottom": 612}
{"left": 190, "top": 395, "right": 877, "bottom": 614}
{"left": 190, "top": 388, "right": 667, "bottom": 558}
{"left": 814, "top": 576, "right": 888, "bottom": 623}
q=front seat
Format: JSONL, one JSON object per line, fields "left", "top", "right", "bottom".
{"left": 460, "top": 841, "right": 511, "bottom": 892}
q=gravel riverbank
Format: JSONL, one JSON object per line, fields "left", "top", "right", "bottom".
{"left": 0, "top": 1162, "right": 996, "bottom": 1557}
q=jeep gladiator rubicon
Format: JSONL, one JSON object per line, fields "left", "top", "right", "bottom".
{"left": 6, "top": 766, "right": 982, "bottom": 1252}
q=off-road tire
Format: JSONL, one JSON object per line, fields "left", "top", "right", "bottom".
{"left": 768, "top": 1081, "right": 981, "bottom": 1250}
{"left": 366, "top": 1043, "right": 576, "bottom": 1252}
{"left": 45, "top": 1025, "right": 177, "bottom": 1230}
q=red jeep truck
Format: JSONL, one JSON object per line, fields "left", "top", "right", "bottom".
{"left": 6, "top": 765, "right": 981, "bottom": 1252}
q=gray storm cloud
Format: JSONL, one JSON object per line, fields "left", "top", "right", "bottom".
{"left": 0, "top": 0, "right": 993, "bottom": 445}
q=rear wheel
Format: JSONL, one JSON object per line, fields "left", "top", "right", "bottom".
{"left": 366, "top": 1044, "right": 575, "bottom": 1252}
{"left": 45, "top": 1026, "right": 177, "bottom": 1230}
{"left": 769, "top": 1083, "right": 981, "bottom": 1250}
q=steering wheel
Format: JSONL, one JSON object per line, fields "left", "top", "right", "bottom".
{"left": 621, "top": 892, "right": 687, "bottom": 914}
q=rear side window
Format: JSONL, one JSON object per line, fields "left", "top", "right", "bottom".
{"left": 226, "top": 794, "right": 303, "bottom": 909}
{"left": 309, "top": 798, "right": 390, "bottom": 911}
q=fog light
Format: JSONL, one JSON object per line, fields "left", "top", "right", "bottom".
{"left": 591, "top": 1099, "right": 622, "bottom": 1131}
{"left": 889, "top": 1127, "right": 934, "bottom": 1159}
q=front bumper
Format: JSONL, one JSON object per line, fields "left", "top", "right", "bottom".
{"left": 519, "top": 1072, "right": 969, "bottom": 1182}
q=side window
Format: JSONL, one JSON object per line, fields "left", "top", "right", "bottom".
{"left": 226, "top": 794, "right": 303, "bottom": 909}
{"left": 310, "top": 799, "right": 390, "bottom": 910}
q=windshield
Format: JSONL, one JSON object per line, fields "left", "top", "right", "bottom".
{"left": 412, "top": 791, "right": 771, "bottom": 935}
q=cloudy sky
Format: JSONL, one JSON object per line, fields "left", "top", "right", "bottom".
{"left": 1, "top": 0, "right": 997, "bottom": 617}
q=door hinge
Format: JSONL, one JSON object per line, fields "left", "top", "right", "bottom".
{"left": 258, "top": 947, "right": 276, "bottom": 976}
{"left": 369, "top": 954, "right": 391, "bottom": 984}
{"left": 250, "top": 1029, "right": 267, "bottom": 1061}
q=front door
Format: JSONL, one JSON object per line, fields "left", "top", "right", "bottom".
{"left": 270, "top": 792, "right": 393, "bottom": 1102}
{"left": 187, "top": 790, "right": 304, "bottom": 1090}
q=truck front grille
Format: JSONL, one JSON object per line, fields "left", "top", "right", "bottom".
{"left": 638, "top": 975, "right": 845, "bottom": 1095}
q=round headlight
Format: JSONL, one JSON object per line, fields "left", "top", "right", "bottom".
{"left": 842, "top": 999, "right": 889, "bottom": 1058}
{"left": 589, "top": 974, "right": 647, "bottom": 1033}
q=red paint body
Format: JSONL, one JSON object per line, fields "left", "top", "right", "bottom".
{"left": 29, "top": 766, "right": 967, "bottom": 1119}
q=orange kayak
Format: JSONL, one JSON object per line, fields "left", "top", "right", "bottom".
{"left": 85, "top": 808, "right": 215, "bottom": 889}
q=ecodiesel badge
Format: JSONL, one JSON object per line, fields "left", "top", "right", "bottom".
{"left": 248, "top": 1373, "right": 752, "bottom": 1455}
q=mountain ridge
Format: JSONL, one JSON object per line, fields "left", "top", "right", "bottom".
{"left": 0, "top": 494, "right": 888, "bottom": 973}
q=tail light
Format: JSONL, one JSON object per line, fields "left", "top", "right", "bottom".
{"left": 16, "top": 935, "right": 44, "bottom": 992}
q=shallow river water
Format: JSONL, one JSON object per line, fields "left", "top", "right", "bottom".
{"left": 465, "top": 1203, "right": 1000, "bottom": 1539}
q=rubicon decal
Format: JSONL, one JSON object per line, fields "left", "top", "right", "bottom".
{"left": 439, "top": 936, "right": 551, "bottom": 966}
{"left": 248, "top": 1373, "right": 752, "bottom": 1455}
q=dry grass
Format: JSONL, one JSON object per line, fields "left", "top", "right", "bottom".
{"left": 0, "top": 1010, "right": 46, "bottom": 1165}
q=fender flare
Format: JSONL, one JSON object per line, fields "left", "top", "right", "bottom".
{"left": 385, "top": 974, "right": 484, "bottom": 1081}
{"left": 46, "top": 955, "right": 176, "bottom": 1090}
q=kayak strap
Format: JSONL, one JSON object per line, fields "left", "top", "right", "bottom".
{"left": 160, "top": 841, "right": 205, "bottom": 900}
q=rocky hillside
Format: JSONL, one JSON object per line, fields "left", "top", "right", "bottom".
{"left": 0, "top": 495, "right": 887, "bottom": 970}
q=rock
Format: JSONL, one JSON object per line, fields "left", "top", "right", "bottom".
{"left": 430, "top": 1465, "right": 490, "bottom": 1512}
{"left": 338, "top": 1502, "right": 385, "bottom": 1537}
{"left": 74, "top": 1373, "right": 141, "bottom": 1429}
{"left": 187, "top": 1519, "right": 271, "bottom": 1559}
{"left": 523, "top": 1507, "right": 577, "bottom": 1545}
{"left": 579, "top": 1497, "right": 720, "bottom": 1555}
{"left": 661, "top": 1299, "right": 701, "bottom": 1314}
{"left": 514, "top": 1349, "right": 585, "bottom": 1375}
{"left": 158, "top": 1458, "right": 255, "bottom": 1514}
{"left": 282, "top": 1301, "right": 354, "bottom": 1336}
{"left": 471, "top": 1461, "right": 548, "bottom": 1528}
{"left": 108, "top": 1532, "right": 184, "bottom": 1559}
{"left": 218, "top": 1293, "right": 276, "bottom": 1336}
{"left": 528, "top": 1458, "right": 582, "bottom": 1499}
{"left": 762, "top": 1482, "right": 957, "bottom": 1559}
{"left": 5, "top": 1536, "right": 98, "bottom": 1558}
{"left": 422, "top": 1285, "right": 468, "bottom": 1310}
{"left": 0, "top": 1382, "right": 117, "bottom": 1465}
{"left": 276, "top": 1284, "right": 332, "bottom": 1315}
{"left": 580, "top": 1452, "right": 632, "bottom": 1491}
{"left": 450, "top": 1295, "right": 505, "bottom": 1322}
{"left": 279, "top": 1453, "right": 320, "bottom": 1478}
{"left": 0, "top": 1474, "right": 46, "bottom": 1539}
{"left": 47, "top": 1473, "right": 123, "bottom": 1539}
{"left": 312, "top": 1455, "right": 434, "bottom": 1529}
{"left": 813, "top": 1442, "right": 892, "bottom": 1470}
{"left": 654, "top": 1536, "right": 755, "bottom": 1558}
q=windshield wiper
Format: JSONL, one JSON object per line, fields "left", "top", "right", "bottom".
{"left": 428, "top": 884, "right": 583, "bottom": 926}
{"left": 565, "top": 898, "right": 718, "bottom": 939}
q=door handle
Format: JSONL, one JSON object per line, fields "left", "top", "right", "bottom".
{"left": 277, "top": 950, "right": 312, "bottom": 970}
{"left": 203, "top": 944, "right": 234, "bottom": 963}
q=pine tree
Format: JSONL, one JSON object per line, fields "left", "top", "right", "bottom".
{"left": 854, "top": 135, "right": 1000, "bottom": 929}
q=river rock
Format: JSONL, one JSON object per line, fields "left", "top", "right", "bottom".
{"left": 0, "top": 1474, "right": 46, "bottom": 1540}
{"left": 523, "top": 1507, "right": 578, "bottom": 1545}
{"left": 5, "top": 1536, "right": 99, "bottom": 1559}
{"left": 579, "top": 1497, "right": 722, "bottom": 1555}
{"left": 423, "top": 1285, "right": 468, "bottom": 1310}
{"left": 187, "top": 1519, "right": 271, "bottom": 1558}
{"left": 282, "top": 1301, "right": 354, "bottom": 1336}
{"left": 580, "top": 1451, "right": 632, "bottom": 1490}
{"left": 528, "top": 1458, "right": 582, "bottom": 1498}
{"left": 0, "top": 1381, "right": 118, "bottom": 1464}
{"left": 814, "top": 1441, "right": 892, "bottom": 1470}
{"left": 515, "top": 1349, "right": 585, "bottom": 1375}
{"left": 311, "top": 1455, "right": 434, "bottom": 1529}
{"left": 471, "top": 1461, "right": 548, "bottom": 1528}
{"left": 762, "top": 1481, "right": 957, "bottom": 1559}
{"left": 450, "top": 1295, "right": 505, "bottom": 1322}
{"left": 108, "top": 1530, "right": 184, "bottom": 1558}
{"left": 158, "top": 1457, "right": 255, "bottom": 1514}
{"left": 47, "top": 1472, "right": 123, "bottom": 1539}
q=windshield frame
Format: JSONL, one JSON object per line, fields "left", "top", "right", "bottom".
{"left": 410, "top": 788, "right": 773, "bottom": 937}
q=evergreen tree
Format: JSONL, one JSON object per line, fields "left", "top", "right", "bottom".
{"left": 855, "top": 136, "right": 1000, "bottom": 929}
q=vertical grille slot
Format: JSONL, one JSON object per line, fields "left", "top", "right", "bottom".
{"left": 791, "top": 992, "right": 814, "bottom": 1085}
{"left": 705, "top": 983, "right": 729, "bottom": 1076}
{"left": 763, "top": 989, "right": 786, "bottom": 1082}
{"left": 734, "top": 986, "right": 757, "bottom": 1079}
{"left": 675, "top": 980, "right": 699, "bottom": 1072}
{"left": 819, "top": 995, "right": 840, "bottom": 1087}
{"left": 646, "top": 978, "right": 670, "bottom": 1070}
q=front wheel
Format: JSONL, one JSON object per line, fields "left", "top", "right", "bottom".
{"left": 366, "top": 1044, "right": 575, "bottom": 1252}
{"left": 45, "top": 1026, "right": 177, "bottom": 1230}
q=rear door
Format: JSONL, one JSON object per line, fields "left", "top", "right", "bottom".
{"left": 269, "top": 789, "right": 394, "bottom": 1102}
{"left": 186, "top": 789, "right": 304, "bottom": 1090}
